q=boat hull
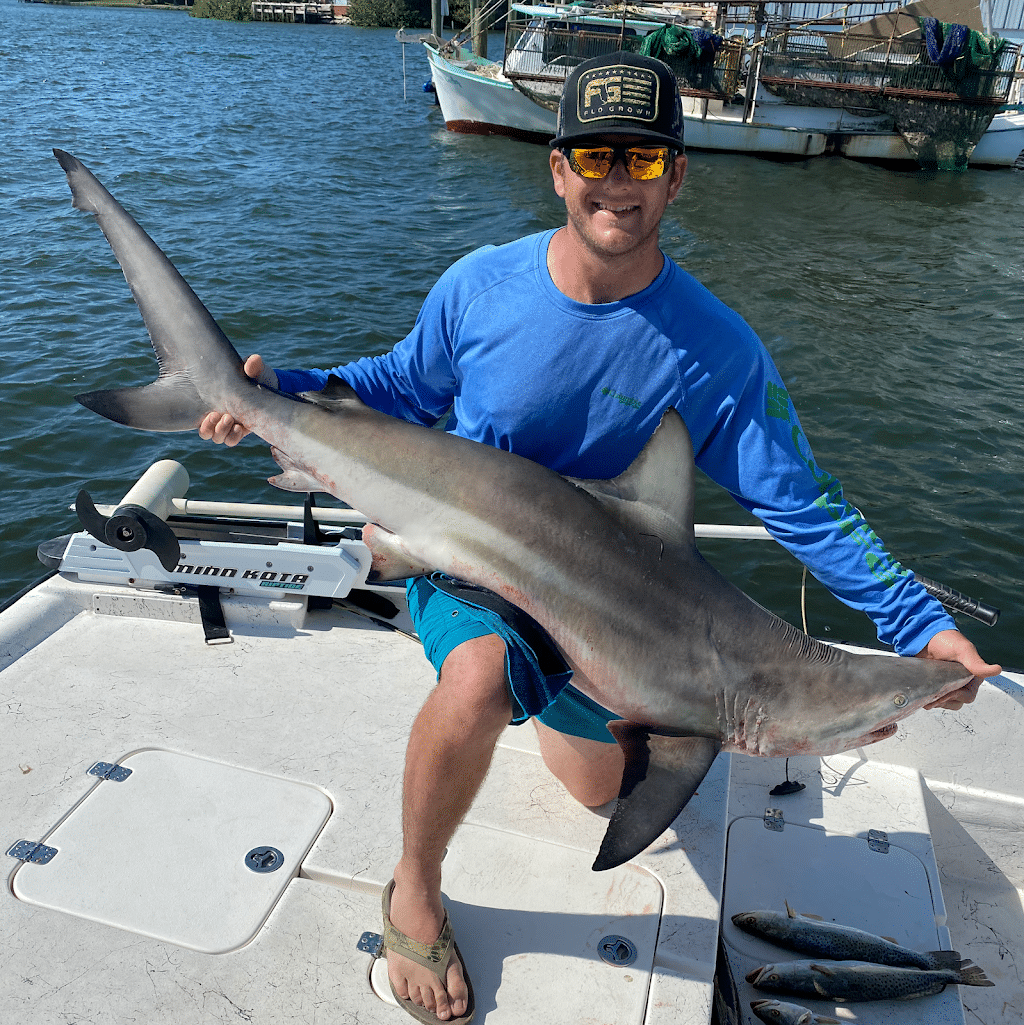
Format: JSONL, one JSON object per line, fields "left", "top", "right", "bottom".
{"left": 425, "top": 43, "right": 1024, "bottom": 166}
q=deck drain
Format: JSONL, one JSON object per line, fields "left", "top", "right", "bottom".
{"left": 598, "top": 934, "right": 637, "bottom": 967}
{"left": 245, "top": 846, "right": 284, "bottom": 873}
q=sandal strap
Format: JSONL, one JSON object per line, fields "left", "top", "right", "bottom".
{"left": 383, "top": 890, "right": 455, "bottom": 971}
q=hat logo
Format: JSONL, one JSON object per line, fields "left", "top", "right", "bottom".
{"left": 577, "top": 66, "right": 658, "bottom": 124}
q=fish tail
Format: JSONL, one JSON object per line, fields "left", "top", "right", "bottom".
{"left": 957, "top": 961, "right": 995, "bottom": 987}
{"left": 926, "top": 950, "right": 965, "bottom": 971}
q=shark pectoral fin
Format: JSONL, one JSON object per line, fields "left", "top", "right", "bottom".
{"left": 592, "top": 724, "right": 720, "bottom": 871}
{"left": 76, "top": 378, "right": 210, "bottom": 433}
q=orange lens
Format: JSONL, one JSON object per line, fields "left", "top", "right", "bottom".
{"left": 567, "top": 147, "right": 670, "bottom": 181}
{"left": 624, "top": 148, "right": 669, "bottom": 180}
{"left": 568, "top": 148, "right": 615, "bottom": 178}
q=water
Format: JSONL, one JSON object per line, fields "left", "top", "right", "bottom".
{"left": 2, "top": 1, "right": 1022, "bottom": 671}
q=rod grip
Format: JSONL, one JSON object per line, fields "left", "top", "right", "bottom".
{"left": 914, "top": 573, "right": 1000, "bottom": 627}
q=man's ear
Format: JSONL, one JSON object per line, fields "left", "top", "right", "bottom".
{"left": 550, "top": 148, "right": 568, "bottom": 199}
{"left": 666, "top": 153, "right": 688, "bottom": 203}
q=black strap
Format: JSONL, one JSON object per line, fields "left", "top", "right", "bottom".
{"left": 195, "top": 585, "right": 232, "bottom": 644}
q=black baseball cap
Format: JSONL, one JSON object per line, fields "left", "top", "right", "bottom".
{"left": 550, "top": 51, "right": 685, "bottom": 151}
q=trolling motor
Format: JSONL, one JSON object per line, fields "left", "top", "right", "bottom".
{"left": 75, "top": 460, "right": 188, "bottom": 573}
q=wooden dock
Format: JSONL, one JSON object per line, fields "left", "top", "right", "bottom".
{"left": 250, "top": 2, "right": 337, "bottom": 22}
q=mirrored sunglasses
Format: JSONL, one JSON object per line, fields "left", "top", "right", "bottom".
{"left": 563, "top": 145, "right": 674, "bottom": 181}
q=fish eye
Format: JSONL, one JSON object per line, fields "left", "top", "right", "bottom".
{"left": 769, "top": 973, "right": 779, "bottom": 981}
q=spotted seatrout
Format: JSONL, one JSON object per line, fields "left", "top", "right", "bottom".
{"left": 732, "top": 905, "right": 966, "bottom": 970}
{"left": 747, "top": 959, "right": 994, "bottom": 1002}
{"left": 750, "top": 998, "right": 840, "bottom": 1025}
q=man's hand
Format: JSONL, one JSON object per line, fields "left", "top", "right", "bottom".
{"left": 916, "top": 629, "right": 1001, "bottom": 710}
{"left": 198, "top": 354, "right": 278, "bottom": 446}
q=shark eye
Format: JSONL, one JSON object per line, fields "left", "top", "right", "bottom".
{"left": 893, "top": 693, "right": 907, "bottom": 706}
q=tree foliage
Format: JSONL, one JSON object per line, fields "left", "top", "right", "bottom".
{"left": 348, "top": 0, "right": 430, "bottom": 28}
{"left": 190, "top": 0, "right": 253, "bottom": 19}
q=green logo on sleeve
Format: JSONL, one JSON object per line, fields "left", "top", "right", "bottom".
{"left": 773, "top": 381, "right": 910, "bottom": 590}
{"left": 766, "top": 381, "right": 791, "bottom": 420}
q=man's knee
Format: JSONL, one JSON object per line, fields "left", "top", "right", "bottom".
{"left": 437, "top": 634, "right": 512, "bottom": 731}
{"left": 534, "top": 720, "right": 623, "bottom": 808}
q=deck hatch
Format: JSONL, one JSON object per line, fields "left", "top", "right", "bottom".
{"left": 721, "top": 815, "right": 957, "bottom": 1024}
{"left": 10, "top": 748, "right": 332, "bottom": 953}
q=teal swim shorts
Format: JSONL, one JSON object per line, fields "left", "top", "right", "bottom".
{"left": 406, "top": 574, "right": 618, "bottom": 744}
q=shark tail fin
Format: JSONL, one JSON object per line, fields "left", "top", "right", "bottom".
{"left": 55, "top": 149, "right": 247, "bottom": 433}
{"left": 76, "top": 378, "right": 212, "bottom": 432}
{"left": 592, "top": 725, "right": 720, "bottom": 871}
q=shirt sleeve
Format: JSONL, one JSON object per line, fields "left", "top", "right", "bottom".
{"left": 273, "top": 271, "right": 462, "bottom": 426}
{"left": 691, "top": 335, "right": 954, "bottom": 656}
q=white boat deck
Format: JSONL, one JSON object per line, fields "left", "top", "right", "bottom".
{"left": 2, "top": 569, "right": 1021, "bottom": 1023}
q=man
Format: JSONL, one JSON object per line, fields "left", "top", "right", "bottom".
{"left": 200, "top": 52, "right": 998, "bottom": 1024}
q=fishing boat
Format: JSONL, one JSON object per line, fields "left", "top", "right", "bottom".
{"left": 423, "top": 0, "right": 1024, "bottom": 167}
{"left": 2, "top": 460, "right": 1021, "bottom": 1023}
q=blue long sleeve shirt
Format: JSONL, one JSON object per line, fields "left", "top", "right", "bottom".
{"left": 275, "top": 229, "right": 953, "bottom": 655}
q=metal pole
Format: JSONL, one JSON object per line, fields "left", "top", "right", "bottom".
{"left": 432, "top": 0, "right": 443, "bottom": 40}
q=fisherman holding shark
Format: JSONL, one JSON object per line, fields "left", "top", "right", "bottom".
{"left": 190, "top": 52, "right": 1001, "bottom": 1025}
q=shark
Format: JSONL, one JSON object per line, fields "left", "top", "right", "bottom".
{"left": 53, "top": 149, "right": 973, "bottom": 871}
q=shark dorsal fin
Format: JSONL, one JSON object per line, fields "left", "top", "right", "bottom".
{"left": 568, "top": 408, "right": 695, "bottom": 547}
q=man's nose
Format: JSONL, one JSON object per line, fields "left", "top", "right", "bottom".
{"left": 606, "top": 153, "right": 632, "bottom": 181}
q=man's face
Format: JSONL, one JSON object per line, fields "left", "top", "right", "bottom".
{"left": 549, "top": 136, "right": 687, "bottom": 262}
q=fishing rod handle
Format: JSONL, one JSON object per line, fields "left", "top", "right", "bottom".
{"left": 914, "top": 573, "right": 1000, "bottom": 627}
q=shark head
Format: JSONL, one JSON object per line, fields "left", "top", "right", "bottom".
{"left": 772, "top": 647, "right": 972, "bottom": 756}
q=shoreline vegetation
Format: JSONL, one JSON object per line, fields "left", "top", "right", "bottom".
{"left": 22, "top": 0, "right": 490, "bottom": 25}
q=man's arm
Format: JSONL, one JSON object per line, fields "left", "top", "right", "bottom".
{"left": 686, "top": 328, "right": 999, "bottom": 701}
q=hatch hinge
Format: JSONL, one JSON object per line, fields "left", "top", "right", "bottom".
{"left": 358, "top": 932, "right": 383, "bottom": 956}
{"left": 7, "top": 840, "right": 58, "bottom": 864}
{"left": 89, "top": 761, "right": 133, "bottom": 782}
{"left": 764, "top": 807, "right": 785, "bottom": 831}
{"left": 867, "top": 828, "right": 890, "bottom": 854}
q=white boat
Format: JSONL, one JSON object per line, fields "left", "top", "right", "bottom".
{"left": 2, "top": 460, "right": 1022, "bottom": 1023}
{"left": 423, "top": 2, "right": 1024, "bottom": 167}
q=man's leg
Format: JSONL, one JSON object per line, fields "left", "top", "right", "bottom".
{"left": 533, "top": 717, "right": 624, "bottom": 808}
{"left": 387, "top": 632, "right": 509, "bottom": 1022}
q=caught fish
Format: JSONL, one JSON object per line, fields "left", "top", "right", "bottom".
{"left": 54, "top": 149, "right": 975, "bottom": 873}
{"left": 747, "top": 958, "right": 994, "bottom": 1002}
{"left": 732, "top": 905, "right": 965, "bottom": 970}
{"left": 750, "top": 999, "right": 840, "bottom": 1025}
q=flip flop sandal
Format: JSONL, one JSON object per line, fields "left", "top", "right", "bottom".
{"left": 381, "top": 879, "right": 475, "bottom": 1025}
